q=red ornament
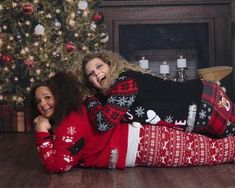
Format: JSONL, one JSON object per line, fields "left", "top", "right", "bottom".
{"left": 66, "top": 42, "right": 76, "bottom": 53}
{"left": 2, "top": 54, "right": 13, "bottom": 63}
{"left": 22, "top": 3, "right": 34, "bottom": 15}
{"left": 24, "top": 58, "right": 35, "bottom": 68}
{"left": 92, "top": 11, "right": 104, "bottom": 25}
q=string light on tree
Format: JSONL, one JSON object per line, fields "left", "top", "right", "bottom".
{"left": 53, "top": 20, "right": 61, "bottom": 30}
{"left": 0, "top": 0, "right": 108, "bottom": 109}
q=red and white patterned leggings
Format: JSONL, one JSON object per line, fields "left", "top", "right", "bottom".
{"left": 135, "top": 126, "right": 235, "bottom": 167}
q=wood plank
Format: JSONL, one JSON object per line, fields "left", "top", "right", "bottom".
{"left": 0, "top": 133, "right": 234, "bottom": 188}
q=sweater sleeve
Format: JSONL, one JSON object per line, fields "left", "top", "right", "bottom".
{"left": 35, "top": 112, "right": 85, "bottom": 173}
{"left": 86, "top": 75, "right": 138, "bottom": 132}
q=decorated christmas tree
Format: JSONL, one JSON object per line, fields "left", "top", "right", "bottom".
{"left": 0, "top": 0, "right": 108, "bottom": 110}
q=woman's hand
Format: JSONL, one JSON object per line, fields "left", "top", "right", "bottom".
{"left": 34, "top": 116, "right": 51, "bottom": 132}
{"left": 82, "top": 94, "right": 94, "bottom": 101}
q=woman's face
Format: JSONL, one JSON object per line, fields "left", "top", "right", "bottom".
{"left": 84, "top": 57, "right": 110, "bottom": 90}
{"left": 35, "top": 86, "right": 55, "bottom": 118}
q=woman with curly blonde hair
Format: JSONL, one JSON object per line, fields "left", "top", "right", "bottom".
{"left": 74, "top": 50, "right": 235, "bottom": 139}
{"left": 73, "top": 50, "right": 146, "bottom": 98}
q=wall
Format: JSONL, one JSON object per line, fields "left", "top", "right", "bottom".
{"left": 99, "top": 0, "right": 235, "bottom": 99}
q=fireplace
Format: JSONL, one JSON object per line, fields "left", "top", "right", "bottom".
{"left": 99, "top": 0, "right": 234, "bottom": 99}
{"left": 119, "top": 23, "right": 209, "bottom": 79}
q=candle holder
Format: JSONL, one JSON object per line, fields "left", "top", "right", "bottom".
{"left": 139, "top": 56, "right": 149, "bottom": 70}
{"left": 175, "top": 56, "right": 188, "bottom": 82}
{"left": 159, "top": 61, "right": 170, "bottom": 80}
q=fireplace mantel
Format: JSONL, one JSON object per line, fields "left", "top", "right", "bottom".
{"left": 99, "top": 0, "right": 234, "bottom": 99}
{"left": 102, "top": 0, "right": 232, "bottom": 7}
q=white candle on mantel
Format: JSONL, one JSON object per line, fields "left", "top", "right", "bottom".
{"left": 177, "top": 56, "right": 187, "bottom": 68}
{"left": 160, "top": 61, "right": 169, "bottom": 74}
{"left": 139, "top": 56, "right": 149, "bottom": 69}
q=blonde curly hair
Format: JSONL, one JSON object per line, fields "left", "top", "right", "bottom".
{"left": 71, "top": 50, "right": 147, "bottom": 100}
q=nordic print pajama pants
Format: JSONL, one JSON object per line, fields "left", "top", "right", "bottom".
{"left": 194, "top": 80, "right": 235, "bottom": 138}
{"left": 135, "top": 126, "right": 235, "bottom": 167}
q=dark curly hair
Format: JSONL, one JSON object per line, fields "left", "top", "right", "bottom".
{"left": 28, "top": 71, "right": 83, "bottom": 128}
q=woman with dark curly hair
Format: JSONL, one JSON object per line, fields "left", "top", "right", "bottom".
{"left": 74, "top": 50, "right": 235, "bottom": 138}
{"left": 29, "top": 71, "right": 92, "bottom": 172}
{"left": 29, "top": 71, "right": 83, "bottom": 129}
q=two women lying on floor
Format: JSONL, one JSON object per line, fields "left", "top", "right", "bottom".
{"left": 30, "top": 70, "right": 235, "bottom": 173}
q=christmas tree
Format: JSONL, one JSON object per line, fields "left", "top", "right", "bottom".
{"left": 0, "top": 0, "right": 108, "bottom": 110}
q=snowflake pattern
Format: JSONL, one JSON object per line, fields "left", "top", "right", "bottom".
{"left": 225, "top": 126, "right": 235, "bottom": 136}
{"left": 195, "top": 101, "right": 212, "bottom": 127}
{"left": 97, "top": 111, "right": 102, "bottom": 121}
{"left": 96, "top": 112, "right": 109, "bottom": 131}
{"left": 127, "top": 96, "right": 136, "bottom": 107}
{"left": 135, "top": 106, "right": 145, "bottom": 117}
{"left": 97, "top": 120, "right": 109, "bottom": 131}
{"left": 118, "top": 76, "right": 127, "bottom": 81}
{"left": 199, "top": 110, "right": 207, "bottom": 119}
{"left": 108, "top": 95, "right": 136, "bottom": 108}
{"left": 165, "top": 115, "right": 174, "bottom": 123}
{"left": 107, "top": 96, "right": 116, "bottom": 104}
{"left": 67, "top": 126, "right": 76, "bottom": 135}
{"left": 87, "top": 100, "right": 101, "bottom": 110}
{"left": 116, "top": 96, "right": 128, "bottom": 107}
{"left": 110, "top": 76, "right": 127, "bottom": 86}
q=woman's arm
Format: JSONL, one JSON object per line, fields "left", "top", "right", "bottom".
{"left": 86, "top": 76, "right": 138, "bottom": 132}
{"left": 34, "top": 116, "right": 51, "bottom": 132}
{"left": 35, "top": 112, "right": 84, "bottom": 173}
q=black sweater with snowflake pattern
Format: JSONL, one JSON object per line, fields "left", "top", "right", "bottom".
{"left": 86, "top": 70, "right": 203, "bottom": 132}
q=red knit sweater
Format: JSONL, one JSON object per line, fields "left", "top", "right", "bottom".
{"left": 36, "top": 106, "right": 128, "bottom": 173}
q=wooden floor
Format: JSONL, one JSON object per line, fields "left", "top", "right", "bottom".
{"left": 0, "top": 133, "right": 235, "bottom": 188}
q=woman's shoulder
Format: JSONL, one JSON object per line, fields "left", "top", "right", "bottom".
{"left": 67, "top": 106, "right": 89, "bottom": 121}
{"left": 120, "top": 70, "right": 141, "bottom": 76}
{"left": 56, "top": 106, "right": 91, "bottom": 131}
{"left": 117, "top": 70, "right": 143, "bottom": 81}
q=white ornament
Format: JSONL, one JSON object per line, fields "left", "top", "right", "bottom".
{"left": 53, "top": 20, "right": 61, "bottom": 30}
{"left": 34, "top": 24, "right": 45, "bottom": 35}
{"left": 78, "top": 0, "right": 88, "bottom": 10}
{"left": 46, "top": 14, "right": 52, "bottom": 19}
{"left": 100, "top": 33, "right": 109, "bottom": 43}
{"left": 90, "top": 22, "right": 97, "bottom": 31}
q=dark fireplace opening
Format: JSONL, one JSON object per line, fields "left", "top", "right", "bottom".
{"left": 119, "top": 23, "right": 209, "bottom": 79}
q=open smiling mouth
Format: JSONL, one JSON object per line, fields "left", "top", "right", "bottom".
{"left": 98, "top": 75, "right": 106, "bottom": 84}
{"left": 43, "top": 107, "right": 52, "bottom": 113}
